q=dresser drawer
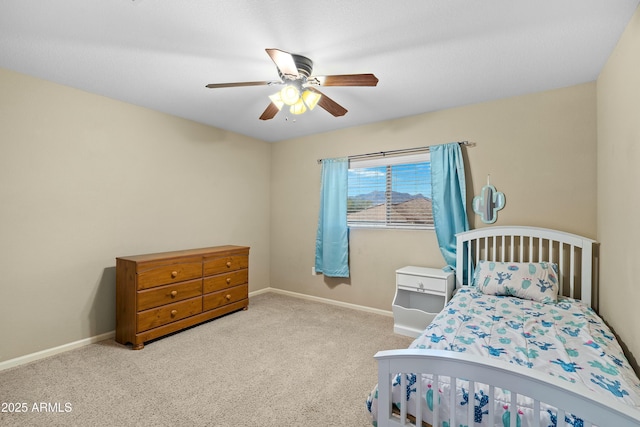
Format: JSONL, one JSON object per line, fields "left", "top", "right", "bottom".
{"left": 203, "top": 284, "right": 248, "bottom": 311}
{"left": 137, "top": 262, "right": 202, "bottom": 290}
{"left": 137, "top": 278, "right": 203, "bottom": 311}
{"left": 137, "top": 297, "right": 203, "bottom": 332}
{"left": 203, "top": 255, "right": 248, "bottom": 276}
{"left": 397, "top": 271, "right": 447, "bottom": 293}
{"left": 203, "top": 269, "right": 248, "bottom": 293}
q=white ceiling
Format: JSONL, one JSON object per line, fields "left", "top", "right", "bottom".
{"left": 1, "top": 1, "right": 638, "bottom": 143}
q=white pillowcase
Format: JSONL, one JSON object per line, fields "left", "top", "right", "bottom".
{"left": 473, "top": 260, "right": 559, "bottom": 303}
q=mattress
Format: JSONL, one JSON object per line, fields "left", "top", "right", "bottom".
{"left": 367, "top": 288, "right": 640, "bottom": 426}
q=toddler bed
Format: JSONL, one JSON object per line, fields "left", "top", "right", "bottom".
{"left": 367, "top": 226, "right": 640, "bottom": 426}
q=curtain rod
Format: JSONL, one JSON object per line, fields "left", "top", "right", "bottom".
{"left": 316, "top": 141, "right": 475, "bottom": 164}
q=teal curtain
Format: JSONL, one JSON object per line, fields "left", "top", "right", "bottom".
{"left": 430, "top": 143, "right": 469, "bottom": 275}
{"left": 315, "top": 158, "right": 350, "bottom": 278}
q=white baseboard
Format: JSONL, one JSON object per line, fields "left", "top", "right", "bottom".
{"left": 0, "top": 330, "right": 115, "bottom": 372}
{"left": 1, "top": 289, "right": 390, "bottom": 372}
{"left": 248, "top": 287, "right": 272, "bottom": 297}
{"left": 251, "top": 287, "right": 393, "bottom": 317}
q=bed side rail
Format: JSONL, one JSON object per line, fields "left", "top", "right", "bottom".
{"left": 375, "top": 349, "right": 640, "bottom": 427}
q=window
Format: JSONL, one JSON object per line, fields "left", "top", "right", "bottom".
{"left": 347, "top": 153, "right": 433, "bottom": 229}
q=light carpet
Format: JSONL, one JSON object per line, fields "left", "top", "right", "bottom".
{"left": 0, "top": 292, "right": 412, "bottom": 426}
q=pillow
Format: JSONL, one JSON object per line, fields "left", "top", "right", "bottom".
{"left": 473, "top": 260, "right": 559, "bottom": 303}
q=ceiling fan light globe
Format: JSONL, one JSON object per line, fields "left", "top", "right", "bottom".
{"left": 280, "top": 85, "right": 300, "bottom": 105}
{"left": 301, "top": 90, "right": 321, "bottom": 110}
{"left": 290, "top": 99, "right": 307, "bottom": 115}
{"left": 268, "top": 93, "right": 284, "bottom": 110}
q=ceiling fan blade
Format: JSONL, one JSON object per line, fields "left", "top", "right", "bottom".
{"left": 259, "top": 102, "right": 281, "bottom": 120}
{"left": 206, "top": 81, "right": 274, "bottom": 89}
{"left": 308, "top": 88, "right": 348, "bottom": 117}
{"left": 313, "top": 73, "right": 379, "bottom": 87}
{"left": 266, "top": 48, "right": 299, "bottom": 79}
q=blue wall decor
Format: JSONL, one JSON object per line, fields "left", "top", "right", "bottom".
{"left": 472, "top": 176, "right": 505, "bottom": 224}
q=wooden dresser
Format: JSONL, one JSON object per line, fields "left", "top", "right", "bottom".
{"left": 116, "top": 245, "right": 249, "bottom": 350}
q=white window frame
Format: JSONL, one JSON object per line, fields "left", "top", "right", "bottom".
{"left": 347, "top": 152, "right": 434, "bottom": 230}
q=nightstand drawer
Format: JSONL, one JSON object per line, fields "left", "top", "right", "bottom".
{"left": 397, "top": 273, "right": 446, "bottom": 293}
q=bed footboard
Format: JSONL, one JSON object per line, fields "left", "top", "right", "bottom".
{"left": 374, "top": 349, "right": 640, "bottom": 427}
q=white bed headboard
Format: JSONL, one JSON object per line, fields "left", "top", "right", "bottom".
{"left": 455, "top": 226, "right": 598, "bottom": 307}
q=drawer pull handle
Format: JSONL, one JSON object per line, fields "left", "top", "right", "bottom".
{"left": 170, "top": 310, "right": 178, "bottom": 317}
{"left": 225, "top": 294, "right": 232, "bottom": 301}
{"left": 226, "top": 278, "right": 232, "bottom": 284}
{"left": 171, "top": 271, "right": 178, "bottom": 278}
{"left": 226, "top": 261, "right": 232, "bottom": 268}
{"left": 170, "top": 290, "right": 178, "bottom": 298}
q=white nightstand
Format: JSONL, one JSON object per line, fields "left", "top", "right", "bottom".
{"left": 392, "top": 266, "right": 455, "bottom": 338}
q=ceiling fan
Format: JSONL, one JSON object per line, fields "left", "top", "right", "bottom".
{"left": 206, "top": 48, "right": 379, "bottom": 120}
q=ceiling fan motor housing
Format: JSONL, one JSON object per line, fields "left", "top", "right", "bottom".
{"left": 278, "top": 54, "right": 313, "bottom": 80}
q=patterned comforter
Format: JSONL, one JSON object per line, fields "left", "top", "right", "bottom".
{"left": 366, "top": 288, "right": 640, "bottom": 426}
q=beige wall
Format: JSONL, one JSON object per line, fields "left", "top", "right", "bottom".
{"left": 4, "top": 44, "right": 623, "bottom": 366}
{"left": 0, "top": 68, "right": 271, "bottom": 363}
{"left": 270, "top": 82, "right": 597, "bottom": 311}
{"left": 597, "top": 6, "right": 640, "bottom": 371}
